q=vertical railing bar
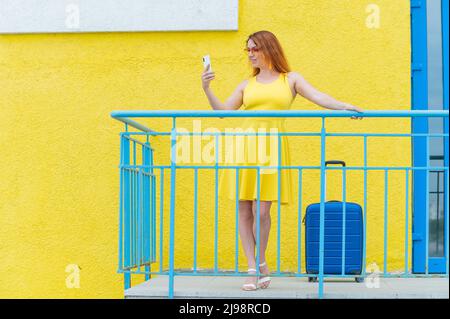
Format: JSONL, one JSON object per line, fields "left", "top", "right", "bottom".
{"left": 341, "top": 166, "right": 347, "bottom": 276}
{"left": 151, "top": 145, "right": 157, "bottom": 266}
{"left": 152, "top": 172, "right": 155, "bottom": 265}
{"left": 123, "top": 135, "right": 131, "bottom": 289}
{"left": 446, "top": 167, "right": 449, "bottom": 275}
{"left": 297, "top": 168, "right": 302, "bottom": 274}
{"left": 214, "top": 135, "right": 219, "bottom": 273}
{"left": 141, "top": 163, "right": 144, "bottom": 270}
{"left": 133, "top": 141, "right": 137, "bottom": 271}
{"left": 384, "top": 169, "right": 388, "bottom": 275}
{"left": 138, "top": 167, "right": 141, "bottom": 270}
{"left": 256, "top": 166, "right": 261, "bottom": 277}
{"left": 129, "top": 167, "right": 133, "bottom": 271}
{"left": 134, "top": 167, "right": 138, "bottom": 269}
{"left": 168, "top": 117, "right": 177, "bottom": 298}
{"left": 235, "top": 168, "right": 239, "bottom": 273}
{"left": 142, "top": 162, "right": 147, "bottom": 270}
{"left": 318, "top": 117, "right": 326, "bottom": 299}
{"left": 144, "top": 145, "right": 148, "bottom": 267}
{"left": 193, "top": 168, "right": 198, "bottom": 273}
{"left": 153, "top": 167, "right": 157, "bottom": 264}
{"left": 133, "top": 140, "right": 136, "bottom": 164}
{"left": 129, "top": 167, "right": 133, "bottom": 269}
{"left": 135, "top": 166, "right": 138, "bottom": 269}
{"left": 137, "top": 165, "right": 141, "bottom": 273}
{"left": 139, "top": 165, "right": 143, "bottom": 272}
{"left": 130, "top": 167, "right": 133, "bottom": 269}
{"left": 362, "top": 135, "right": 368, "bottom": 277}
{"left": 150, "top": 149, "right": 154, "bottom": 267}
{"left": 425, "top": 134, "right": 429, "bottom": 275}
{"left": 436, "top": 171, "right": 441, "bottom": 254}
{"left": 143, "top": 144, "right": 149, "bottom": 277}
{"left": 150, "top": 163, "right": 155, "bottom": 271}
{"left": 119, "top": 135, "right": 131, "bottom": 289}
{"left": 143, "top": 159, "right": 147, "bottom": 270}
{"left": 131, "top": 166, "right": 135, "bottom": 269}
{"left": 159, "top": 168, "right": 164, "bottom": 273}
{"left": 149, "top": 143, "right": 154, "bottom": 276}
{"left": 122, "top": 129, "right": 131, "bottom": 288}
{"left": 277, "top": 134, "right": 281, "bottom": 274}
{"left": 119, "top": 136, "right": 124, "bottom": 272}
{"left": 130, "top": 167, "right": 134, "bottom": 272}
{"left": 404, "top": 168, "right": 409, "bottom": 276}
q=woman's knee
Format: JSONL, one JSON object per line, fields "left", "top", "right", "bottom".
{"left": 252, "top": 201, "right": 272, "bottom": 221}
{"left": 239, "top": 200, "right": 253, "bottom": 219}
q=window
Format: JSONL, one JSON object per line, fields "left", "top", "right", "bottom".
{"left": 0, "top": 0, "right": 238, "bottom": 33}
{"left": 427, "top": 0, "right": 445, "bottom": 257}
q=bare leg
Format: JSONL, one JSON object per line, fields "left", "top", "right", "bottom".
{"left": 252, "top": 200, "right": 272, "bottom": 288}
{"left": 238, "top": 200, "right": 257, "bottom": 289}
{"left": 252, "top": 200, "right": 272, "bottom": 265}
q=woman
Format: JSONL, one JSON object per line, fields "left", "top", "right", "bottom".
{"left": 201, "top": 30, "right": 363, "bottom": 291}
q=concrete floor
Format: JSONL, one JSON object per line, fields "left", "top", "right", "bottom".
{"left": 125, "top": 275, "right": 449, "bottom": 299}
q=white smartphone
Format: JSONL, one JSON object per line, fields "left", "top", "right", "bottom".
{"left": 202, "top": 55, "right": 212, "bottom": 71}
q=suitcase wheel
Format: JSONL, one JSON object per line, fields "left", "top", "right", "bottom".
{"left": 308, "top": 277, "right": 318, "bottom": 282}
{"left": 355, "top": 277, "right": 364, "bottom": 283}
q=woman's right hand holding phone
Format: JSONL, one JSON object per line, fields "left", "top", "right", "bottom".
{"left": 202, "top": 64, "right": 215, "bottom": 90}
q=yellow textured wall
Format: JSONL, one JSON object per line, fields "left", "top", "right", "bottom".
{"left": 0, "top": 0, "right": 411, "bottom": 298}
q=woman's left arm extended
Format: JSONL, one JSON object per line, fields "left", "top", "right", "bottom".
{"left": 291, "top": 72, "right": 363, "bottom": 119}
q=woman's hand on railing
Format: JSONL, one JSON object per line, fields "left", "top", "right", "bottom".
{"left": 344, "top": 104, "right": 364, "bottom": 120}
{"left": 202, "top": 64, "right": 215, "bottom": 90}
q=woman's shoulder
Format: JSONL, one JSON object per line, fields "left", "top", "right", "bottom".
{"left": 286, "top": 71, "right": 304, "bottom": 86}
{"left": 286, "top": 71, "right": 301, "bottom": 79}
{"left": 238, "top": 78, "right": 251, "bottom": 91}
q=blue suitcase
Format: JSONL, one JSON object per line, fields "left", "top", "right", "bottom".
{"left": 304, "top": 160, "right": 364, "bottom": 283}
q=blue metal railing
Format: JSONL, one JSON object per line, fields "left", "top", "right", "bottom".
{"left": 112, "top": 110, "right": 449, "bottom": 299}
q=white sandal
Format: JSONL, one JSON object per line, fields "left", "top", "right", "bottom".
{"left": 257, "top": 262, "right": 271, "bottom": 289}
{"left": 242, "top": 268, "right": 258, "bottom": 291}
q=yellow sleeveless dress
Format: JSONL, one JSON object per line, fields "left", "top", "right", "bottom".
{"left": 219, "top": 72, "right": 295, "bottom": 205}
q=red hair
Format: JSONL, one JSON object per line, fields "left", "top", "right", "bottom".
{"left": 246, "top": 31, "right": 291, "bottom": 76}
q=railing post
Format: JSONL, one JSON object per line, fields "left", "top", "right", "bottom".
{"left": 168, "top": 117, "right": 177, "bottom": 298}
{"left": 132, "top": 142, "right": 137, "bottom": 269}
{"left": 362, "top": 135, "right": 368, "bottom": 277}
{"left": 425, "top": 134, "right": 430, "bottom": 274}
{"left": 159, "top": 168, "right": 164, "bottom": 274}
{"left": 318, "top": 117, "right": 326, "bottom": 299}
{"left": 143, "top": 141, "right": 151, "bottom": 281}
{"left": 384, "top": 169, "right": 389, "bottom": 275}
{"left": 446, "top": 167, "right": 449, "bottom": 275}
{"left": 235, "top": 168, "right": 240, "bottom": 273}
{"left": 193, "top": 168, "right": 198, "bottom": 273}
{"left": 341, "top": 166, "right": 347, "bottom": 276}
{"left": 298, "top": 168, "right": 302, "bottom": 274}
{"left": 256, "top": 166, "right": 261, "bottom": 276}
{"left": 404, "top": 168, "right": 410, "bottom": 276}
{"left": 214, "top": 135, "right": 219, "bottom": 273}
{"left": 137, "top": 148, "right": 142, "bottom": 273}
{"left": 151, "top": 142, "right": 157, "bottom": 265}
{"left": 118, "top": 136, "right": 124, "bottom": 279}
{"left": 277, "top": 134, "right": 282, "bottom": 274}
{"left": 121, "top": 133, "right": 131, "bottom": 290}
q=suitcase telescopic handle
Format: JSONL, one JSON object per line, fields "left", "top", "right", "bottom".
{"left": 302, "top": 160, "right": 347, "bottom": 225}
{"left": 324, "top": 161, "right": 346, "bottom": 202}
{"left": 325, "top": 160, "right": 346, "bottom": 167}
